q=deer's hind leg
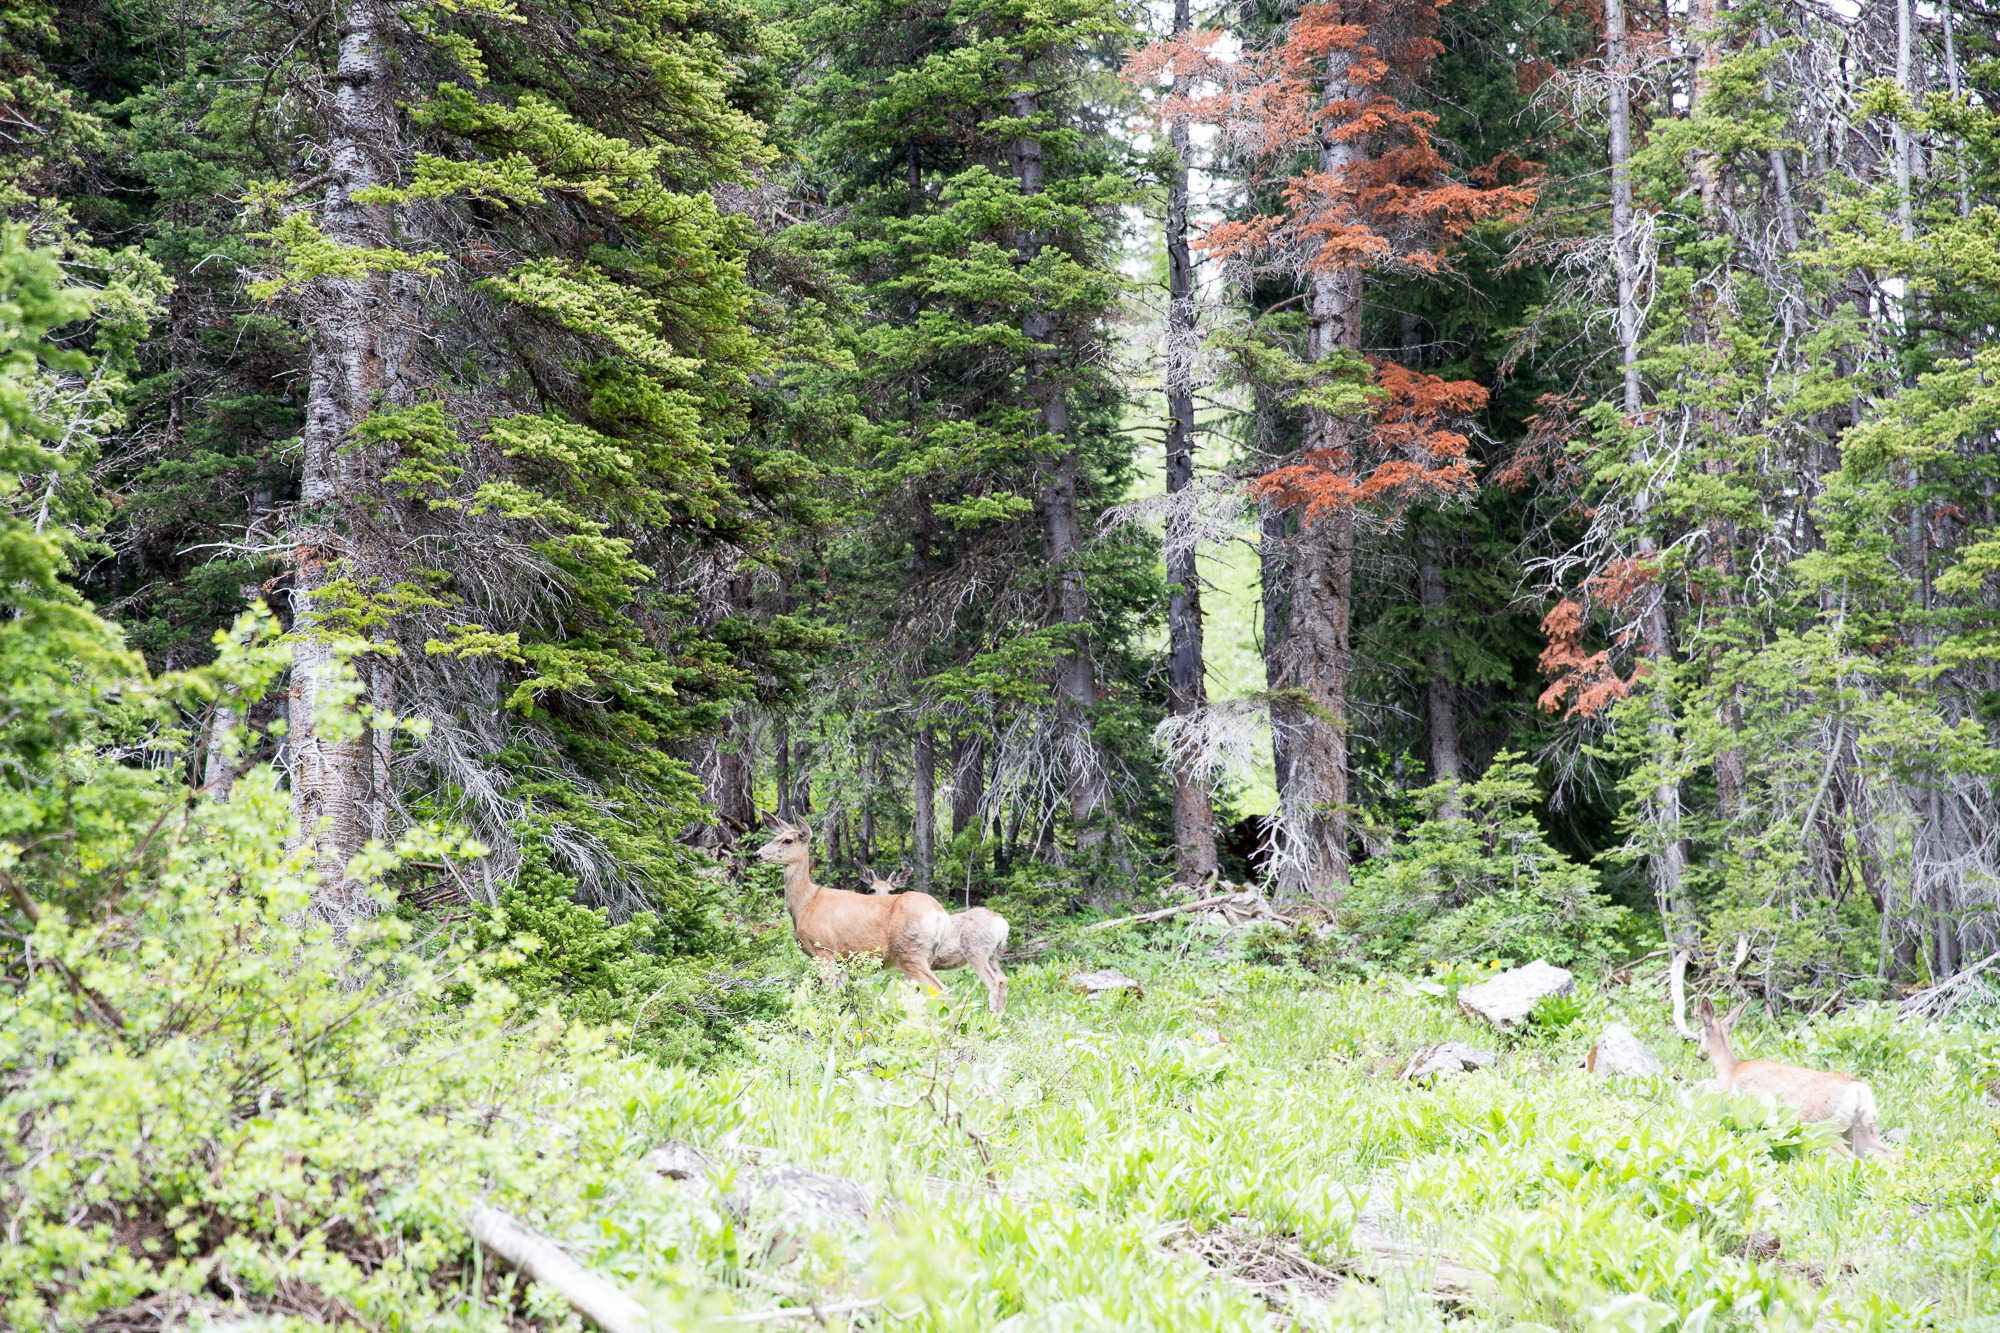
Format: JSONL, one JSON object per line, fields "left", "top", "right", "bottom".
{"left": 967, "top": 946, "right": 1008, "bottom": 1015}
{"left": 895, "top": 956, "right": 947, "bottom": 995}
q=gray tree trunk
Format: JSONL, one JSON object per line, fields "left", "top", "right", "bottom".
{"left": 1418, "top": 559, "right": 1464, "bottom": 816}
{"left": 1265, "top": 66, "right": 1363, "bottom": 899}
{"left": 290, "top": 0, "right": 419, "bottom": 927}
{"left": 951, "top": 732, "right": 985, "bottom": 837}
{"left": 1163, "top": 0, "right": 1219, "bottom": 881}
{"left": 912, "top": 729, "right": 937, "bottom": 892}
{"left": 1606, "top": 0, "right": 1692, "bottom": 941}
{"left": 1011, "top": 83, "right": 1111, "bottom": 854}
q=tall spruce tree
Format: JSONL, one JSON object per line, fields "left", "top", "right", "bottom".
{"left": 789, "top": 0, "right": 1157, "bottom": 881}
{"left": 51, "top": 0, "right": 827, "bottom": 923}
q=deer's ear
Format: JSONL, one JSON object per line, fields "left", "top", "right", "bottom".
{"left": 796, "top": 820, "right": 812, "bottom": 843}
{"left": 1697, "top": 995, "right": 1717, "bottom": 1023}
{"left": 758, "top": 809, "right": 780, "bottom": 829}
{"left": 891, "top": 869, "right": 910, "bottom": 887}
{"left": 1723, "top": 1001, "right": 1749, "bottom": 1032}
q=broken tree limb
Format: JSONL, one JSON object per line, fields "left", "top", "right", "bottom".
{"left": 1668, "top": 947, "right": 1697, "bottom": 1040}
{"left": 711, "top": 1297, "right": 885, "bottom": 1324}
{"left": 1900, "top": 948, "right": 2000, "bottom": 1022}
{"left": 468, "top": 1207, "right": 652, "bottom": 1333}
{"left": 1082, "top": 891, "right": 1283, "bottom": 933}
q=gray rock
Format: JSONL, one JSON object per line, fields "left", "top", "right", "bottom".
{"left": 645, "top": 1140, "right": 712, "bottom": 1180}
{"left": 1069, "top": 968, "right": 1143, "bottom": 999}
{"left": 1586, "top": 1023, "right": 1665, "bottom": 1077}
{"left": 743, "top": 1163, "right": 871, "bottom": 1230}
{"left": 647, "top": 1144, "right": 869, "bottom": 1232}
{"left": 1457, "top": 960, "right": 1574, "bottom": 1027}
{"left": 1402, "top": 1041, "right": 1496, "bottom": 1082}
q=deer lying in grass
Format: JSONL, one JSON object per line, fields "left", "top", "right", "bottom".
{"left": 861, "top": 866, "right": 1010, "bottom": 1015}
{"left": 757, "top": 823, "right": 1009, "bottom": 1013}
{"left": 1694, "top": 996, "right": 1896, "bottom": 1159}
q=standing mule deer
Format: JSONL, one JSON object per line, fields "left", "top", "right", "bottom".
{"left": 758, "top": 823, "right": 1009, "bottom": 1013}
{"left": 1693, "top": 996, "right": 1896, "bottom": 1159}
{"left": 861, "top": 867, "right": 1010, "bottom": 1015}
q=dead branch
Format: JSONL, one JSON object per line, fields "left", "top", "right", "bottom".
{"left": 468, "top": 1207, "right": 652, "bottom": 1333}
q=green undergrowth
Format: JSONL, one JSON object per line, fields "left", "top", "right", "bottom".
{"left": 13, "top": 855, "right": 1998, "bottom": 1330}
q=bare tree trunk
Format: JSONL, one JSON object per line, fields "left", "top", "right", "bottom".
{"left": 774, "top": 718, "right": 793, "bottom": 821}
{"left": 685, "top": 565, "right": 758, "bottom": 850}
{"left": 1607, "top": 0, "right": 1693, "bottom": 943}
{"left": 1264, "top": 65, "right": 1365, "bottom": 898}
{"left": 951, "top": 732, "right": 984, "bottom": 837}
{"left": 790, "top": 732, "right": 813, "bottom": 818}
{"left": 1418, "top": 559, "right": 1464, "bottom": 814}
{"left": 1259, "top": 485, "right": 1293, "bottom": 841}
{"left": 1011, "top": 84, "right": 1111, "bottom": 856}
{"left": 912, "top": 728, "right": 936, "bottom": 893}
{"left": 1687, "top": 0, "right": 1746, "bottom": 826}
{"left": 861, "top": 737, "right": 880, "bottom": 862}
{"left": 1163, "top": 0, "right": 1219, "bottom": 882}
{"left": 290, "top": 0, "right": 418, "bottom": 927}
{"left": 698, "top": 721, "right": 757, "bottom": 848}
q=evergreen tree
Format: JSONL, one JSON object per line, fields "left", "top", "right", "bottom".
{"left": 789, "top": 0, "right": 1158, "bottom": 886}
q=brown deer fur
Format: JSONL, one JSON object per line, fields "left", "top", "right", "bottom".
{"left": 758, "top": 823, "right": 957, "bottom": 999}
{"left": 861, "top": 867, "right": 1010, "bottom": 1014}
{"left": 1695, "top": 997, "right": 1895, "bottom": 1159}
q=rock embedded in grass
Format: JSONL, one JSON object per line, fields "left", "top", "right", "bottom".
{"left": 1456, "top": 960, "right": 1574, "bottom": 1027}
{"left": 1586, "top": 1023, "right": 1665, "bottom": 1077}
{"left": 648, "top": 1143, "right": 870, "bottom": 1233}
{"left": 1402, "top": 1041, "right": 1496, "bottom": 1082}
{"left": 1069, "top": 968, "right": 1143, "bottom": 1000}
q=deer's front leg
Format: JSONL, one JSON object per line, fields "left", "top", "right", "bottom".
{"left": 814, "top": 950, "right": 846, "bottom": 991}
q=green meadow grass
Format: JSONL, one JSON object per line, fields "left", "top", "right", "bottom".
{"left": 562, "top": 933, "right": 2000, "bottom": 1330}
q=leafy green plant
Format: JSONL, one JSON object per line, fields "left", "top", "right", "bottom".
{"left": 1344, "top": 754, "right": 1630, "bottom": 970}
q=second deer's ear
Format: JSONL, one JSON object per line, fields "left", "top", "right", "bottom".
{"left": 1698, "top": 995, "right": 1717, "bottom": 1022}
{"left": 796, "top": 820, "right": 812, "bottom": 843}
{"left": 1723, "top": 1001, "right": 1749, "bottom": 1031}
{"left": 890, "top": 868, "right": 910, "bottom": 887}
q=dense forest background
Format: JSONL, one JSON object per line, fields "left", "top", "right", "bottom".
{"left": 12, "top": 0, "right": 2000, "bottom": 1022}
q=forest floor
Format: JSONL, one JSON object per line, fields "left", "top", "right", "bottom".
{"left": 556, "top": 929, "right": 2000, "bottom": 1330}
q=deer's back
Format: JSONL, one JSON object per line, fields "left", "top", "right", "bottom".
{"left": 933, "top": 906, "right": 1008, "bottom": 970}
{"left": 1725, "top": 1059, "right": 1868, "bottom": 1126}
{"left": 795, "top": 885, "right": 947, "bottom": 960}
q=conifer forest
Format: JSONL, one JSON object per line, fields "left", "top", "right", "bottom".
{"left": 7, "top": 0, "right": 2000, "bottom": 1326}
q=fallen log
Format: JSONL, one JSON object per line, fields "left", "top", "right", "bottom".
{"left": 469, "top": 1206, "right": 653, "bottom": 1333}
{"left": 1082, "top": 891, "right": 1284, "bottom": 933}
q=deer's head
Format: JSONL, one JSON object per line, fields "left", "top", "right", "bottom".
{"left": 757, "top": 821, "right": 812, "bottom": 869}
{"left": 859, "top": 864, "right": 911, "bottom": 894}
{"left": 1695, "top": 995, "right": 1746, "bottom": 1063}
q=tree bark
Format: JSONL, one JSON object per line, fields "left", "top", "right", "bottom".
{"left": 1265, "top": 67, "right": 1365, "bottom": 898}
{"left": 290, "top": 0, "right": 418, "bottom": 927}
{"left": 861, "top": 736, "right": 880, "bottom": 863}
{"left": 912, "top": 728, "right": 937, "bottom": 892}
{"left": 1163, "top": 0, "right": 1219, "bottom": 881}
{"left": 1418, "top": 558, "right": 1464, "bottom": 815}
{"left": 774, "top": 717, "right": 793, "bottom": 821}
{"left": 951, "top": 731, "right": 985, "bottom": 837}
{"left": 1606, "top": 0, "right": 1693, "bottom": 942}
{"left": 1011, "top": 82, "right": 1110, "bottom": 855}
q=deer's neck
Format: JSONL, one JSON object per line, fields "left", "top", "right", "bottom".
{"left": 781, "top": 859, "right": 820, "bottom": 923}
{"left": 1706, "top": 1034, "right": 1738, "bottom": 1081}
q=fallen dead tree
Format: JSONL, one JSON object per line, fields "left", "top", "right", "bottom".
{"left": 469, "top": 1207, "right": 652, "bottom": 1333}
